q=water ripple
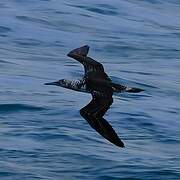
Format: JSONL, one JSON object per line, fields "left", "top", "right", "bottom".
{"left": 67, "top": 3, "right": 118, "bottom": 16}
{"left": 0, "top": 26, "right": 11, "bottom": 33}
{"left": 0, "top": 104, "right": 46, "bottom": 113}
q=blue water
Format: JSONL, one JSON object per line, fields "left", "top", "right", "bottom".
{"left": 0, "top": 0, "right": 180, "bottom": 179}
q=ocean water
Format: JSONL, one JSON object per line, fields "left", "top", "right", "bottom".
{"left": 0, "top": 0, "right": 180, "bottom": 179}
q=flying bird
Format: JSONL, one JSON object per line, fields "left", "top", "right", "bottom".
{"left": 45, "top": 45, "right": 144, "bottom": 148}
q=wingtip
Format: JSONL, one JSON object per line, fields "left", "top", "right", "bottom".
{"left": 67, "top": 45, "right": 90, "bottom": 57}
{"left": 116, "top": 140, "right": 125, "bottom": 148}
{"left": 83, "top": 45, "right": 90, "bottom": 49}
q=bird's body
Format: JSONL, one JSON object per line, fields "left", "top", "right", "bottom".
{"left": 45, "top": 45, "right": 144, "bottom": 148}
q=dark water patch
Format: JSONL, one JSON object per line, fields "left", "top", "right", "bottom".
{"left": 99, "top": 35, "right": 122, "bottom": 40}
{"left": 0, "top": 59, "right": 16, "bottom": 65}
{"left": 166, "top": 109, "right": 179, "bottom": 115}
{"left": 84, "top": 6, "right": 118, "bottom": 16}
{"left": 158, "top": 137, "right": 180, "bottom": 144}
{"left": 67, "top": 4, "right": 118, "bottom": 16}
{"left": 122, "top": 116, "right": 179, "bottom": 144}
{"left": 16, "top": 15, "right": 89, "bottom": 33}
{"left": 16, "top": 15, "right": 53, "bottom": 27}
{"left": 0, "top": 26, "right": 11, "bottom": 37}
{"left": 0, "top": 46, "right": 49, "bottom": 57}
{"left": 0, "top": 171, "right": 19, "bottom": 177}
{"left": 139, "top": 0, "right": 163, "bottom": 4}
{"left": 172, "top": 32, "right": 180, "bottom": 38}
{"left": 0, "top": 104, "right": 46, "bottom": 113}
{"left": 0, "top": 3, "right": 9, "bottom": 9}
{"left": 0, "top": 34, "right": 7, "bottom": 37}
{"left": 128, "top": 81, "right": 158, "bottom": 90}
{"left": 103, "top": 44, "right": 146, "bottom": 55}
{"left": 27, "top": 132, "right": 76, "bottom": 142}
{"left": 166, "top": 0, "right": 180, "bottom": 5}
{"left": 96, "top": 3, "right": 117, "bottom": 10}
{"left": 147, "top": 48, "right": 180, "bottom": 54}
{"left": 54, "top": 10, "right": 72, "bottom": 15}
{"left": 13, "top": 38, "right": 45, "bottom": 47}
{"left": 53, "top": 40, "right": 65, "bottom": 47}
{"left": 0, "top": 26, "right": 12, "bottom": 33}
{"left": 0, "top": 148, "right": 37, "bottom": 158}
{"left": 78, "top": 13, "right": 92, "bottom": 18}
{"left": 17, "top": 13, "right": 93, "bottom": 33}
{"left": 118, "top": 111, "right": 152, "bottom": 119}
{"left": 142, "top": 169, "right": 180, "bottom": 180}
{"left": 120, "top": 70, "right": 160, "bottom": 76}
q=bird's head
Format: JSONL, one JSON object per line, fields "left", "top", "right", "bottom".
{"left": 44, "top": 79, "right": 70, "bottom": 88}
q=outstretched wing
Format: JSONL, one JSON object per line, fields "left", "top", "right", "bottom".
{"left": 80, "top": 92, "right": 124, "bottom": 148}
{"left": 67, "top": 45, "right": 105, "bottom": 75}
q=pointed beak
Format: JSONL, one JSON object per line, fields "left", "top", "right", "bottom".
{"left": 44, "top": 81, "right": 59, "bottom": 86}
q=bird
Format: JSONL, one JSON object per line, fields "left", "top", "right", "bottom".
{"left": 45, "top": 45, "right": 144, "bottom": 148}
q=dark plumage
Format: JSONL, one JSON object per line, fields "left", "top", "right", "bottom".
{"left": 45, "top": 45, "right": 144, "bottom": 148}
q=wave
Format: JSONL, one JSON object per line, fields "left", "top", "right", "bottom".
{"left": 0, "top": 26, "right": 11, "bottom": 33}
{"left": 0, "top": 103, "right": 46, "bottom": 113}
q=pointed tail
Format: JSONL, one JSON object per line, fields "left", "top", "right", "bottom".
{"left": 111, "top": 83, "right": 144, "bottom": 93}
{"left": 125, "top": 87, "right": 144, "bottom": 93}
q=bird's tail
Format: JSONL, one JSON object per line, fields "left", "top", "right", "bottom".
{"left": 124, "top": 86, "right": 144, "bottom": 93}
{"left": 111, "top": 83, "right": 144, "bottom": 93}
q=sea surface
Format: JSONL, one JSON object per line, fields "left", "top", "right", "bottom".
{"left": 0, "top": 0, "right": 180, "bottom": 179}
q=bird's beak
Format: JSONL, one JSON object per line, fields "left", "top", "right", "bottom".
{"left": 44, "top": 81, "right": 59, "bottom": 86}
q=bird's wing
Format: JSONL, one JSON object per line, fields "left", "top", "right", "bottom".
{"left": 80, "top": 92, "right": 124, "bottom": 148}
{"left": 67, "top": 45, "right": 105, "bottom": 74}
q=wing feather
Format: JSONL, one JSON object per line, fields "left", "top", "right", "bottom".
{"left": 67, "top": 45, "right": 105, "bottom": 74}
{"left": 80, "top": 94, "right": 124, "bottom": 148}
